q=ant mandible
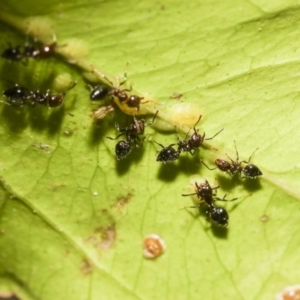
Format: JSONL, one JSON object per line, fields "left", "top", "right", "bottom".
{"left": 202, "top": 141, "right": 263, "bottom": 179}
{"left": 177, "top": 115, "right": 224, "bottom": 155}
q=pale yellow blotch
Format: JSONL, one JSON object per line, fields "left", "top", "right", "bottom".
{"left": 24, "top": 16, "right": 55, "bottom": 43}
{"left": 152, "top": 102, "right": 202, "bottom": 132}
{"left": 52, "top": 73, "right": 73, "bottom": 92}
{"left": 58, "top": 38, "right": 89, "bottom": 63}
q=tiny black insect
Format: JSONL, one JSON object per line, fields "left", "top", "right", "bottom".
{"left": 87, "top": 84, "right": 109, "bottom": 101}
{"left": 30, "top": 81, "right": 77, "bottom": 107}
{"left": 177, "top": 115, "right": 224, "bottom": 155}
{"left": 154, "top": 142, "right": 180, "bottom": 163}
{"left": 24, "top": 42, "right": 57, "bottom": 59}
{"left": 107, "top": 111, "right": 158, "bottom": 160}
{"left": 2, "top": 84, "right": 30, "bottom": 106}
{"left": 99, "top": 73, "right": 145, "bottom": 110}
{"left": 1, "top": 43, "right": 23, "bottom": 62}
{"left": 202, "top": 141, "right": 263, "bottom": 179}
{"left": 182, "top": 180, "right": 240, "bottom": 227}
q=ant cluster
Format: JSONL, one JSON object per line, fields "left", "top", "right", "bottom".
{"left": 1, "top": 36, "right": 263, "bottom": 229}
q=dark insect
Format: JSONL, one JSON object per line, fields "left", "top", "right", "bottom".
{"left": 87, "top": 84, "right": 109, "bottom": 101}
{"left": 23, "top": 42, "right": 57, "bottom": 59}
{"left": 202, "top": 141, "right": 263, "bottom": 179}
{"left": 1, "top": 44, "right": 23, "bottom": 62}
{"left": 2, "top": 84, "right": 30, "bottom": 106}
{"left": 101, "top": 73, "right": 144, "bottom": 110}
{"left": 30, "top": 81, "right": 77, "bottom": 107}
{"left": 182, "top": 180, "right": 239, "bottom": 227}
{"left": 115, "top": 140, "right": 132, "bottom": 160}
{"left": 177, "top": 115, "right": 224, "bottom": 155}
{"left": 154, "top": 142, "right": 180, "bottom": 163}
{"left": 107, "top": 111, "right": 158, "bottom": 160}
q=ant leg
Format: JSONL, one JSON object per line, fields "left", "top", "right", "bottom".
{"left": 215, "top": 194, "right": 239, "bottom": 202}
{"left": 205, "top": 127, "right": 224, "bottom": 141}
{"left": 153, "top": 140, "right": 169, "bottom": 149}
{"left": 106, "top": 132, "right": 125, "bottom": 140}
{"left": 242, "top": 147, "right": 259, "bottom": 164}
{"left": 146, "top": 110, "right": 159, "bottom": 127}
{"left": 181, "top": 192, "right": 198, "bottom": 197}
{"left": 201, "top": 159, "right": 217, "bottom": 171}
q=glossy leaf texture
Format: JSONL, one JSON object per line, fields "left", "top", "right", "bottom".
{"left": 0, "top": 0, "right": 300, "bottom": 299}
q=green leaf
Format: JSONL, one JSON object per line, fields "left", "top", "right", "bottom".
{"left": 0, "top": 0, "right": 300, "bottom": 299}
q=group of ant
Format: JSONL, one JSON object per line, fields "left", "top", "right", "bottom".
{"left": 1, "top": 38, "right": 263, "bottom": 228}
{"left": 106, "top": 110, "right": 262, "bottom": 227}
{"left": 1, "top": 39, "right": 145, "bottom": 111}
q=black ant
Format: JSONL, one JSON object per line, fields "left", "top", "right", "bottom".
{"left": 29, "top": 81, "right": 77, "bottom": 107}
{"left": 97, "top": 72, "right": 145, "bottom": 110}
{"left": 177, "top": 115, "right": 224, "bottom": 155}
{"left": 1, "top": 43, "right": 23, "bottom": 62}
{"left": 2, "top": 84, "right": 30, "bottom": 106}
{"left": 86, "top": 84, "right": 109, "bottom": 101}
{"left": 153, "top": 142, "right": 180, "bottom": 163}
{"left": 107, "top": 111, "right": 158, "bottom": 160}
{"left": 182, "top": 180, "right": 240, "bottom": 227}
{"left": 1, "top": 40, "right": 57, "bottom": 64}
{"left": 24, "top": 42, "right": 57, "bottom": 59}
{"left": 202, "top": 141, "right": 263, "bottom": 179}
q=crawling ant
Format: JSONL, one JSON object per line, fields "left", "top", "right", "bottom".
{"left": 30, "top": 81, "right": 77, "bottom": 107}
{"left": 1, "top": 43, "right": 23, "bottom": 62}
{"left": 2, "top": 84, "right": 30, "bottom": 106}
{"left": 177, "top": 115, "right": 224, "bottom": 155}
{"left": 202, "top": 141, "right": 263, "bottom": 179}
{"left": 107, "top": 111, "right": 158, "bottom": 160}
{"left": 86, "top": 84, "right": 109, "bottom": 101}
{"left": 24, "top": 42, "right": 57, "bottom": 59}
{"left": 154, "top": 142, "right": 180, "bottom": 163}
{"left": 95, "top": 72, "right": 145, "bottom": 110}
{"left": 182, "top": 180, "right": 240, "bottom": 227}
{"left": 2, "top": 40, "right": 57, "bottom": 64}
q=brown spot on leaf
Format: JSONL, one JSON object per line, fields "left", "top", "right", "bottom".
{"left": 96, "top": 224, "right": 116, "bottom": 250}
{"left": 276, "top": 285, "right": 300, "bottom": 300}
{"left": 111, "top": 193, "right": 133, "bottom": 215}
{"left": 143, "top": 234, "right": 166, "bottom": 259}
{"left": 80, "top": 259, "right": 93, "bottom": 275}
{"left": 260, "top": 215, "right": 269, "bottom": 222}
{"left": 169, "top": 92, "right": 183, "bottom": 100}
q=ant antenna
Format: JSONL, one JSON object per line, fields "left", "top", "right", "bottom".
{"left": 205, "top": 127, "right": 224, "bottom": 141}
